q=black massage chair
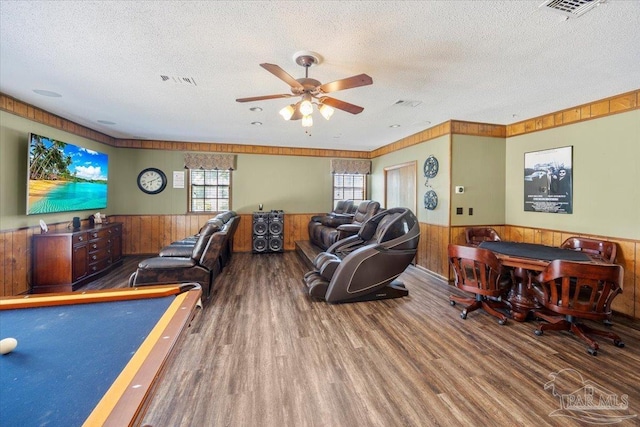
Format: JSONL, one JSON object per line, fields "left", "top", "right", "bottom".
{"left": 303, "top": 207, "right": 420, "bottom": 303}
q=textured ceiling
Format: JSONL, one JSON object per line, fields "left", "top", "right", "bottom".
{"left": 1, "top": 1, "right": 639, "bottom": 151}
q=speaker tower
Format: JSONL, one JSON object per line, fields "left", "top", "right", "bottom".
{"left": 252, "top": 212, "right": 269, "bottom": 253}
{"left": 268, "top": 210, "right": 284, "bottom": 253}
{"left": 252, "top": 210, "right": 284, "bottom": 253}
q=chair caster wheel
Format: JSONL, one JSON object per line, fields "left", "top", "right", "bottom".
{"left": 534, "top": 329, "right": 543, "bottom": 336}
{"left": 587, "top": 348, "right": 598, "bottom": 356}
{"left": 498, "top": 319, "right": 506, "bottom": 325}
{"left": 460, "top": 311, "right": 467, "bottom": 320}
{"left": 614, "top": 340, "right": 625, "bottom": 348}
{"left": 450, "top": 300, "right": 456, "bottom": 306}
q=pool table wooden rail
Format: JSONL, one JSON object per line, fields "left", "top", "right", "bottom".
{"left": 0, "top": 285, "right": 202, "bottom": 427}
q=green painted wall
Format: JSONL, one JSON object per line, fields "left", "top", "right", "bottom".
{"left": 505, "top": 110, "right": 640, "bottom": 240}
{"left": 3, "top": 108, "right": 638, "bottom": 240}
{"left": 371, "top": 135, "right": 450, "bottom": 225}
{"left": 0, "top": 111, "right": 119, "bottom": 230}
{"left": 450, "top": 134, "right": 506, "bottom": 226}
{"left": 110, "top": 148, "right": 188, "bottom": 214}
{"left": 111, "top": 150, "right": 334, "bottom": 214}
{"left": 232, "top": 154, "right": 332, "bottom": 214}
{"left": 1, "top": 110, "right": 338, "bottom": 230}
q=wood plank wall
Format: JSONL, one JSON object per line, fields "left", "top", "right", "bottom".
{"left": 3, "top": 217, "right": 638, "bottom": 319}
{"left": 507, "top": 90, "right": 639, "bottom": 136}
{"left": 1, "top": 215, "right": 449, "bottom": 296}
{"left": 1, "top": 219, "right": 99, "bottom": 296}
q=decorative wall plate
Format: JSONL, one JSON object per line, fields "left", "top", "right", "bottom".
{"left": 423, "top": 155, "right": 439, "bottom": 179}
{"left": 424, "top": 190, "right": 438, "bottom": 210}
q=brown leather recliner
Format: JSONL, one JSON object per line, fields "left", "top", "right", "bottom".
{"left": 158, "top": 211, "right": 240, "bottom": 268}
{"left": 303, "top": 208, "right": 420, "bottom": 303}
{"left": 309, "top": 200, "right": 381, "bottom": 250}
{"left": 308, "top": 200, "right": 354, "bottom": 247}
{"left": 129, "top": 221, "right": 224, "bottom": 299}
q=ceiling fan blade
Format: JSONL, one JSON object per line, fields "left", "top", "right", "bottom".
{"left": 318, "top": 74, "right": 373, "bottom": 93}
{"left": 235, "top": 94, "right": 294, "bottom": 102}
{"left": 260, "top": 63, "right": 304, "bottom": 90}
{"left": 320, "top": 97, "right": 365, "bottom": 114}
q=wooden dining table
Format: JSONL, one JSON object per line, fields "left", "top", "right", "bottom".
{"left": 478, "top": 241, "right": 594, "bottom": 322}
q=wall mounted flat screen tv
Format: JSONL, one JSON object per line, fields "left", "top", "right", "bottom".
{"left": 27, "top": 133, "right": 109, "bottom": 215}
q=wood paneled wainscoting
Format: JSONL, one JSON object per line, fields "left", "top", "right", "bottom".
{"left": 1, "top": 225, "right": 34, "bottom": 296}
{"left": 415, "top": 223, "right": 450, "bottom": 280}
{"left": 451, "top": 225, "right": 640, "bottom": 319}
{"left": 1, "top": 214, "right": 449, "bottom": 297}
{"left": 3, "top": 217, "right": 636, "bottom": 321}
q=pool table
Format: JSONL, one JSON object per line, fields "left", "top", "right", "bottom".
{"left": 0, "top": 284, "right": 202, "bottom": 427}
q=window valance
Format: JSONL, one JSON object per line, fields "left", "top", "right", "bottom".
{"left": 184, "top": 153, "right": 236, "bottom": 170}
{"left": 330, "top": 159, "right": 371, "bottom": 175}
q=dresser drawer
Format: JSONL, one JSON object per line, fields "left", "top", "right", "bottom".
{"left": 88, "top": 238, "right": 111, "bottom": 252}
{"left": 88, "top": 229, "right": 111, "bottom": 240}
{"left": 88, "top": 258, "right": 111, "bottom": 275}
{"left": 88, "top": 247, "right": 111, "bottom": 263}
{"left": 73, "top": 232, "right": 88, "bottom": 245}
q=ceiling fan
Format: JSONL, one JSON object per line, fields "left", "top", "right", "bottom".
{"left": 236, "top": 51, "right": 373, "bottom": 126}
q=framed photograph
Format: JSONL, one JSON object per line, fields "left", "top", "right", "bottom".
{"left": 524, "top": 146, "right": 573, "bottom": 214}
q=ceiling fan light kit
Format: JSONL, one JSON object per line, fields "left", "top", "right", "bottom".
{"left": 236, "top": 51, "right": 372, "bottom": 128}
{"left": 279, "top": 104, "right": 296, "bottom": 120}
{"left": 318, "top": 103, "right": 335, "bottom": 120}
{"left": 301, "top": 114, "right": 313, "bottom": 128}
{"left": 299, "top": 95, "right": 314, "bottom": 116}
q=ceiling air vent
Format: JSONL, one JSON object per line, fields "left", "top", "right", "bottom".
{"left": 160, "top": 75, "right": 198, "bottom": 86}
{"left": 539, "top": 0, "right": 605, "bottom": 18}
{"left": 393, "top": 100, "right": 422, "bottom": 108}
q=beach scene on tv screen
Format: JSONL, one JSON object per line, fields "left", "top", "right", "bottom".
{"left": 28, "top": 134, "right": 108, "bottom": 215}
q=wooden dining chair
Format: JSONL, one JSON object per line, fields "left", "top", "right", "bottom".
{"left": 465, "top": 227, "right": 501, "bottom": 246}
{"left": 560, "top": 236, "right": 617, "bottom": 263}
{"left": 448, "top": 244, "right": 511, "bottom": 325}
{"left": 531, "top": 260, "right": 624, "bottom": 356}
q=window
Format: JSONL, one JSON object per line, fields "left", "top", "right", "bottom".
{"left": 333, "top": 173, "right": 366, "bottom": 207}
{"left": 189, "top": 169, "right": 231, "bottom": 212}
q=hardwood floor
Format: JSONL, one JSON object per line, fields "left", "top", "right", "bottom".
{"left": 81, "top": 252, "right": 640, "bottom": 426}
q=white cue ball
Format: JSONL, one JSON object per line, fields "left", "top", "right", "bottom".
{"left": 0, "top": 337, "right": 18, "bottom": 355}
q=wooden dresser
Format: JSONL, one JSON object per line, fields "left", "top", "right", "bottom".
{"left": 32, "top": 222, "right": 123, "bottom": 293}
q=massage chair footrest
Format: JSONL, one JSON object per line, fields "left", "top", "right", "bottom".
{"left": 328, "top": 280, "right": 408, "bottom": 304}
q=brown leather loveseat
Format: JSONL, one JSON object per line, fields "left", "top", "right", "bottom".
{"left": 308, "top": 200, "right": 381, "bottom": 250}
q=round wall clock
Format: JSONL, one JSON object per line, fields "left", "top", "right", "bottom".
{"left": 423, "top": 155, "right": 439, "bottom": 179}
{"left": 424, "top": 190, "right": 438, "bottom": 210}
{"left": 137, "top": 168, "right": 167, "bottom": 194}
